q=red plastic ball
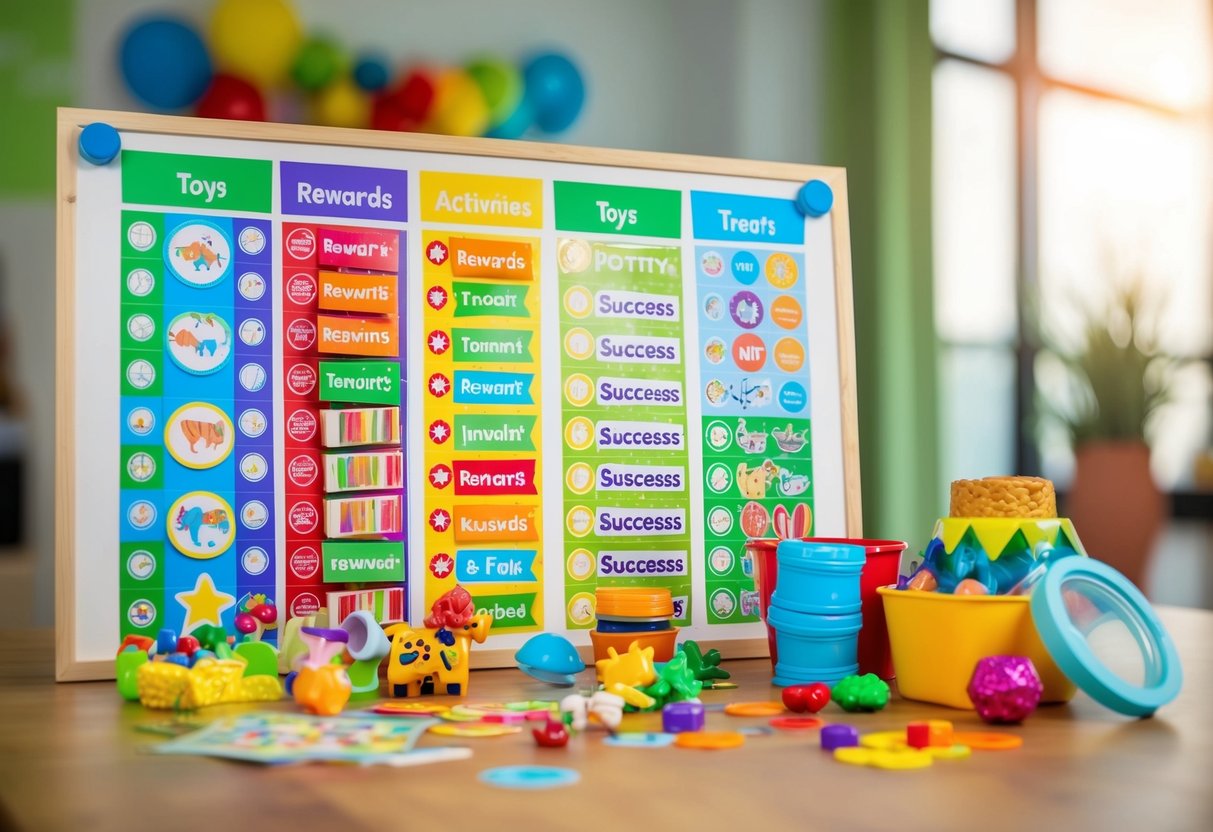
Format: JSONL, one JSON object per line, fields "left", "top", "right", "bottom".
{"left": 396, "top": 70, "right": 436, "bottom": 120}
{"left": 804, "top": 683, "right": 831, "bottom": 713}
{"left": 196, "top": 73, "right": 266, "bottom": 122}
{"left": 781, "top": 685, "right": 810, "bottom": 713}
{"left": 234, "top": 612, "right": 258, "bottom": 634}
{"left": 175, "top": 635, "right": 200, "bottom": 655}
{"left": 251, "top": 603, "right": 278, "bottom": 624}
{"left": 370, "top": 94, "right": 421, "bottom": 132}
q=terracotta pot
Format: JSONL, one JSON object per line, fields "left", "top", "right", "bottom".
{"left": 1064, "top": 441, "right": 1166, "bottom": 591}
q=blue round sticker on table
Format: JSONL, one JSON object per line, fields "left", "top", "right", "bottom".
{"left": 604, "top": 732, "right": 676, "bottom": 748}
{"left": 731, "top": 251, "right": 759, "bottom": 285}
{"left": 479, "top": 766, "right": 581, "bottom": 790}
{"left": 779, "top": 381, "right": 807, "bottom": 413}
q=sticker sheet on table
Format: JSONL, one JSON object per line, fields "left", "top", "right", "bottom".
{"left": 101, "top": 140, "right": 829, "bottom": 659}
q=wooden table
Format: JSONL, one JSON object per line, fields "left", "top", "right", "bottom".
{"left": 3, "top": 607, "right": 1211, "bottom": 831}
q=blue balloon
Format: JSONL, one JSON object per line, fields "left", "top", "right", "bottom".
{"left": 353, "top": 55, "right": 391, "bottom": 92}
{"left": 119, "top": 17, "right": 212, "bottom": 110}
{"left": 485, "top": 95, "right": 534, "bottom": 139}
{"left": 523, "top": 52, "right": 585, "bottom": 133}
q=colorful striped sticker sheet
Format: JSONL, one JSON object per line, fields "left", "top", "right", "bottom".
{"left": 324, "top": 493, "right": 403, "bottom": 538}
{"left": 319, "top": 406, "right": 402, "bottom": 448}
{"left": 324, "top": 450, "right": 404, "bottom": 492}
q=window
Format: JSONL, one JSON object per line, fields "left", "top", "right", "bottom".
{"left": 932, "top": 0, "right": 1213, "bottom": 491}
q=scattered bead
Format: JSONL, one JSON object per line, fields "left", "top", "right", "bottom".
{"left": 967, "top": 656, "right": 1043, "bottom": 724}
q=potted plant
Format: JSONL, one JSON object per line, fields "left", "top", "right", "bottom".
{"left": 1034, "top": 281, "right": 1183, "bottom": 590}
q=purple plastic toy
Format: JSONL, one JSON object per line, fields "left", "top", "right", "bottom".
{"left": 662, "top": 701, "right": 705, "bottom": 733}
{"left": 820, "top": 723, "right": 860, "bottom": 751}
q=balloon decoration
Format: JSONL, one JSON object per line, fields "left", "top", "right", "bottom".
{"left": 115, "top": 0, "right": 587, "bottom": 139}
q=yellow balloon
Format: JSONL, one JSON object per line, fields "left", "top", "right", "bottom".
{"left": 425, "top": 70, "right": 490, "bottom": 137}
{"left": 310, "top": 77, "right": 370, "bottom": 128}
{"left": 210, "top": 0, "right": 302, "bottom": 88}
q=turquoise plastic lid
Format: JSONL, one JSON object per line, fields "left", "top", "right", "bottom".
{"left": 1030, "top": 557, "right": 1183, "bottom": 717}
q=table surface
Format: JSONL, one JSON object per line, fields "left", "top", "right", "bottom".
{"left": 3, "top": 607, "right": 1212, "bottom": 832}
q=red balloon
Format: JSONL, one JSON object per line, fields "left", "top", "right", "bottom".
{"left": 397, "top": 71, "right": 435, "bottom": 120}
{"left": 196, "top": 73, "right": 266, "bottom": 121}
{"left": 370, "top": 93, "right": 421, "bottom": 132}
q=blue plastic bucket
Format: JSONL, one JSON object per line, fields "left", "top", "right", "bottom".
{"left": 767, "top": 603, "right": 861, "bottom": 687}
{"left": 771, "top": 541, "right": 865, "bottom": 614}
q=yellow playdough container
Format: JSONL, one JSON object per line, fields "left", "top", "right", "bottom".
{"left": 878, "top": 587, "right": 1077, "bottom": 709}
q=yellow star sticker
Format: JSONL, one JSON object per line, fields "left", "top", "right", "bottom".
{"left": 175, "top": 574, "right": 235, "bottom": 634}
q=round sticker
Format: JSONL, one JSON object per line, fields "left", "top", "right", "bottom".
{"left": 709, "top": 546, "right": 734, "bottom": 575}
{"left": 729, "top": 291, "right": 764, "bottom": 329}
{"left": 568, "top": 592, "right": 596, "bottom": 626}
{"left": 238, "top": 271, "right": 267, "bottom": 301}
{"left": 703, "top": 293, "right": 725, "bottom": 322}
{"left": 732, "top": 333, "right": 767, "bottom": 372}
{"left": 711, "top": 588, "right": 738, "bottom": 618}
{"left": 127, "top": 549, "right": 156, "bottom": 580}
{"left": 563, "top": 327, "right": 594, "bottom": 360}
{"left": 703, "top": 336, "right": 727, "bottom": 366}
{"left": 770, "top": 295, "right": 804, "bottom": 330}
{"left": 166, "top": 311, "right": 232, "bottom": 376}
{"left": 701, "top": 250, "right": 724, "bottom": 277}
{"left": 165, "top": 402, "right": 234, "bottom": 469}
{"left": 563, "top": 285, "right": 592, "bottom": 318}
{"left": 289, "top": 545, "right": 320, "bottom": 580}
{"left": 605, "top": 732, "right": 677, "bottom": 748}
{"left": 566, "top": 506, "right": 593, "bottom": 538}
{"left": 704, "top": 379, "right": 728, "bottom": 407}
{"left": 237, "top": 225, "right": 266, "bottom": 256}
{"left": 565, "top": 462, "right": 593, "bottom": 495}
{"left": 126, "top": 451, "right": 156, "bottom": 483}
{"left": 166, "top": 491, "right": 235, "bottom": 559}
{"left": 564, "top": 417, "right": 594, "bottom": 451}
{"left": 674, "top": 731, "right": 745, "bottom": 750}
{"left": 724, "top": 701, "right": 785, "bottom": 717}
{"left": 706, "top": 463, "right": 732, "bottom": 494}
{"left": 239, "top": 318, "right": 266, "bottom": 347}
{"left": 286, "top": 364, "right": 317, "bottom": 396}
{"left": 240, "top": 452, "right": 268, "bottom": 482}
{"left": 778, "top": 381, "right": 807, "bottom": 413}
{"left": 707, "top": 506, "right": 733, "bottom": 537}
{"left": 287, "top": 409, "right": 317, "bottom": 442}
{"left": 773, "top": 338, "right": 805, "bottom": 373}
{"left": 704, "top": 420, "right": 733, "bottom": 452}
{"left": 765, "top": 253, "right": 799, "bottom": 288}
{"left": 288, "top": 454, "right": 318, "bottom": 487}
{"left": 285, "top": 227, "right": 315, "bottom": 260}
{"left": 291, "top": 592, "right": 321, "bottom": 617}
{"left": 128, "top": 500, "right": 156, "bottom": 530}
{"left": 128, "top": 598, "right": 156, "bottom": 628}
{"left": 127, "top": 406, "right": 155, "bottom": 437}
{"left": 239, "top": 408, "right": 267, "bottom": 438}
{"left": 566, "top": 549, "right": 595, "bottom": 582}
{"left": 127, "top": 313, "right": 155, "bottom": 343}
{"left": 286, "top": 274, "right": 317, "bottom": 306}
{"left": 127, "top": 267, "right": 155, "bottom": 297}
{"left": 241, "top": 545, "right": 269, "bottom": 577}
{"left": 164, "top": 219, "right": 232, "bottom": 288}
{"left": 563, "top": 373, "right": 594, "bottom": 408}
{"left": 239, "top": 362, "right": 268, "bottom": 393}
{"left": 740, "top": 501, "right": 771, "bottom": 537}
{"left": 479, "top": 765, "right": 581, "bottom": 790}
{"left": 288, "top": 501, "right": 318, "bottom": 534}
{"left": 286, "top": 318, "right": 316, "bottom": 351}
{"left": 558, "top": 240, "right": 592, "bottom": 273}
{"left": 126, "top": 358, "right": 156, "bottom": 390}
{"left": 731, "top": 250, "right": 760, "bottom": 285}
{"left": 127, "top": 221, "right": 156, "bottom": 252}
{"left": 242, "top": 499, "right": 270, "bottom": 531}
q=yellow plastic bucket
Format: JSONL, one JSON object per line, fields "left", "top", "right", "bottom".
{"left": 878, "top": 586, "right": 1076, "bottom": 709}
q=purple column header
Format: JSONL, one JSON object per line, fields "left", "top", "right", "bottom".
{"left": 280, "top": 162, "right": 408, "bottom": 222}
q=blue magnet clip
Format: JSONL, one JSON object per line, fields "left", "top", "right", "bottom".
{"left": 79, "top": 122, "right": 121, "bottom": 166}
{"left": 796, "top": 179, "right": 834, "bottom": 218}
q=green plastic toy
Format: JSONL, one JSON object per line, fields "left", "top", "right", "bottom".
{"left": 635, "top": 652, "right": 703, "bottom": 711}
{"left": 831, "top": 673, "right": 890, "bottom": 712}
{"left": 233, "top": 641, "right": 278, "bottom": 677}
{"left": 678, "top": 640, "right": 730, "bottom": 685}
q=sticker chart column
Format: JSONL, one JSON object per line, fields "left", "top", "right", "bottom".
{"left": 553, "top": 181, "right": 690, "bottom": 629}
{"left": 279, "top": 162, "right": 408, "bottom": 626}
{"left": 418, "top": 171, "right": 545, "bottom": 634}
{"left": 691, "top": 191, "right": 813, "bottom": 625}
{"left": 117, "top": 150, "right": 276, "bottom": 642}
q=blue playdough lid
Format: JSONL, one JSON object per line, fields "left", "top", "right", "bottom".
{"left": 1030, "top": 557, "right": 1183, "bottom": 717}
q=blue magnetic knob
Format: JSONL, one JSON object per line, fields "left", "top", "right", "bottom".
{"left": 796, "top": 179, "right": 834, "bottom": 218}
{"left": 79, "top": 122, "right": 122, "bottom": 165}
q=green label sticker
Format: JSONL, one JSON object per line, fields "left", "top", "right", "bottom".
{"left": 454, "top": 414, "right": 536, "bottom": 450}
{"left": 451, "top": 328, "right": 533, "bottom": 363}
{"left": 322, "top": 541, "right": 405, "bottom": 582}
{"left": 453, "top": 281, "right": 530, "bottom": 318}
{"left": 121, "top": 150, "right": 272, "bottom": 213}
{"left": 473, "top": 592, "right": 538, "bottom": 628}
{"left": 318, "top": 360, "right": 400, "bottom": 404}
{"left": 554, "top": 181, "right": 682, "bottom": 238}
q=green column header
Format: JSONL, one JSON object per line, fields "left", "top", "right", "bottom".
{"left": 554, "top": 181, "right": 681, "bottom": 238}
{"left": 121, "top": 150, "right": 272, "bottom": 213}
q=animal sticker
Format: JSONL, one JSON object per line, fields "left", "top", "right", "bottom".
{"left": 165, "top": 219, "right": 233, "bottom": 288}
{"left": 165, "top": 402, "right": 234, "bottom": 469}
{"left": 166, "top": 311, "right": 232, "bottom": 375}
{"left": 166, "top": 491, "right": 235, "bottom": 558}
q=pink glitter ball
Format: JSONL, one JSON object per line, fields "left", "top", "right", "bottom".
{"left": 967, "top": 655, "right": 1043, "bottom": 724}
